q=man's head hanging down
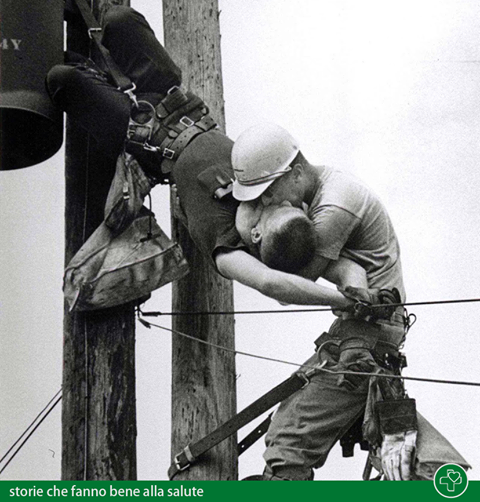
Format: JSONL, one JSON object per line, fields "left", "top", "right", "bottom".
{"left": 232, "top": 123, "right": 317, "bottom": 273}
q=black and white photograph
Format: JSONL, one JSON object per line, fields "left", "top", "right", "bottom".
{"left": 0, "top": 0, "right": 479, "bottom": 485}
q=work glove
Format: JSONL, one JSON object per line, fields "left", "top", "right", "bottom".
{"left": 340, "top": 286, "right": 401, "bottom": 320}
{"left": 377, "top": 398, "right": 417, "bottom": 480}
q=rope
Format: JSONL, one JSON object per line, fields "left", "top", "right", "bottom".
{"left": 0, "top": 393, "right": 62, "bottom": 476}
{"left": 140, "top": 317, "right": 480, "bottom": 388}
{"left": 82, "top": 11, "right": 94, "bottom": 477}
{"left": 140, "top": 296, "right": 480, "bottom": 317}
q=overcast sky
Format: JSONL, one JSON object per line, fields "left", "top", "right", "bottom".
{"left": 1, "top": 0, "right": 479, "bottom": 481}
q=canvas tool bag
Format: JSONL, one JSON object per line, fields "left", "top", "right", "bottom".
{"left": 104, "top": 151, "right": 154, "bottom": 235}
{"left": 64, "top": 213, "right": 189, "bottom": 311}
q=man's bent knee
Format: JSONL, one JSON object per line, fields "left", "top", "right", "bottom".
{"left": 102, "top": 5, "right": 137, "bottom": 33}
{"left": 46, "top": 65, "right": 77, "bottom": 103}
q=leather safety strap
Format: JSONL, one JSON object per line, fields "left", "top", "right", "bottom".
{"left": 155, "top": 86, "right": 191, "bottom": 118}
{"left": 168, "top": 370, "right": 313, "bottom": 480}
{"left": 237, "top": 413, "right": 273, "bottom": 455}
{"left": 72, "top": 0, "right": 134, "bottom": 92}
{"left": 160, "top": 115, "right": 217, "bottom": 175}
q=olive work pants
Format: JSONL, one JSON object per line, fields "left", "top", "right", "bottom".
{"left": 263, "top": 316, "right": 405, "bottom": 481}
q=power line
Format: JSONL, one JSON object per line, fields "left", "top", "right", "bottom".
{"left": 139, "top": 296, "right": 480, "bottom": 317}
{"left": 0, "top": 393, "right": 62, "bottom": 476}
{"left": 0, "top": 388, "right": 62, "bottom": 466}
{"left": 140, "top": 318, "right": 480, "bottom": 388}
{"left": 3, "top": 294, "right": 478, "bottom": 476}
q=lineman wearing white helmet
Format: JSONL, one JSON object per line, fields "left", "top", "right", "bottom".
{"left": 47, "top": 6, "right": 366, "bottom": 313}
{"left": 232, "top": 123, "right": 419, "bottom": 481}
{"left": 232, "top": 123, "right": 300, "bottom": 201}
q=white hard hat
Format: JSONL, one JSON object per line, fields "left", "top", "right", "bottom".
{"left": 232, "top": 123, "right": 300, "bottom": 201}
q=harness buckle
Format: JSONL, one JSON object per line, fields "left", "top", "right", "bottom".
{"left": 163, "top": 148, "right": 175, "bottom": 159}
{"left": 180, "top": 116, "right": 195, "bottom": 128}
{"left": 174, "top": 445, "right": 195, "bottom": 473}
{"left": 88, "top": 27, "right": 102, "bottom": 40}
{"left": 174, "top": 453, "right": 190, "bottom": 473}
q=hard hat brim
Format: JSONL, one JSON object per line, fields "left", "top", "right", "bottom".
{"left": 232, "top": 177, "right": 277, "bottom": 201}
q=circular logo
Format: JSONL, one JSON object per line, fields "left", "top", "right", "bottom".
{"left": 434, "top": 463, "right": 469, "bottom": 498}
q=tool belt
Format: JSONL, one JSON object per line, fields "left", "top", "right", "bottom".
{"left": 125, "top": 86, "right": 218, "bottom": 184}
{"left": 315, "top": 315, "right": 407, "bottom": 372}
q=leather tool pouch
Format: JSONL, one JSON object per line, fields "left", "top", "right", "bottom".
{"left": 197, "top": 165, "right": 234, "bottom": 199}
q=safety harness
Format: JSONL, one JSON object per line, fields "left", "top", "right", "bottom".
{"left": 72, "top": 0, "right": 218, "bottom": 184}
{"left": 125, "top": 91, "right": 217, "bottom": 183}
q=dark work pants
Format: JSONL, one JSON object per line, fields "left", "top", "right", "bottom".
{"left": 46, "top": 6, "right": 182, "bottom": 158}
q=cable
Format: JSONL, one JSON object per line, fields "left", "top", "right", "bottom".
{"left": 140, "top": 318, "right": 480, "bottom": 388}
{"left": 140, "top": 296, "right": 480, "bottom": 317}
{"left": 141, "top": 307, "right": 331, "bottom": 316}
{"left": 0, "top": 394, "right": 62, "bottom": 476}
{"left": 0, "top": 388, "right": 62, "bottom": 466}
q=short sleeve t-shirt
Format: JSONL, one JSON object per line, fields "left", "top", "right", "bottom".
{"left": 307, "top": 166, "right": 405, "bottom": 300}
{"left": 172, "top": 130, "right": 247, "bottom": 270}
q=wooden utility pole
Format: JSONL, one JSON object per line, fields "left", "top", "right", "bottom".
{"left": 62, "top": 0, "right": 137, "bottom": 480}
{"left": 163, "top": 0, "right": 238, "bottom": 480}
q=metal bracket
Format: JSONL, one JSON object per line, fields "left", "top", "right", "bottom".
{"left": 88, "top": 27, "right": 102, "bottom": 39}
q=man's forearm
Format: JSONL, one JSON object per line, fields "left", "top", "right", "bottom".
{"left": 216, "top": 249, "right": 353, "bottom": 307}
{"left": 323, "top": 256, "right": 369, "bottom": 289}
{"left": 259, "top": 270, "right": 354, "bottom": 307}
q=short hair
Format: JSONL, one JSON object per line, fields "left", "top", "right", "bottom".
{"left": 260, "top": 212, "right": 317, "bottom": 273}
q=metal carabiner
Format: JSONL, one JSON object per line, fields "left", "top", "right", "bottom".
{"left": 129, "top": 100, "right": 156, "bottom": 126}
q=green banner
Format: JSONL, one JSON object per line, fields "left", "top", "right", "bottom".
{"left": 0, "top": 481, "right": 479, "bottom": 502}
